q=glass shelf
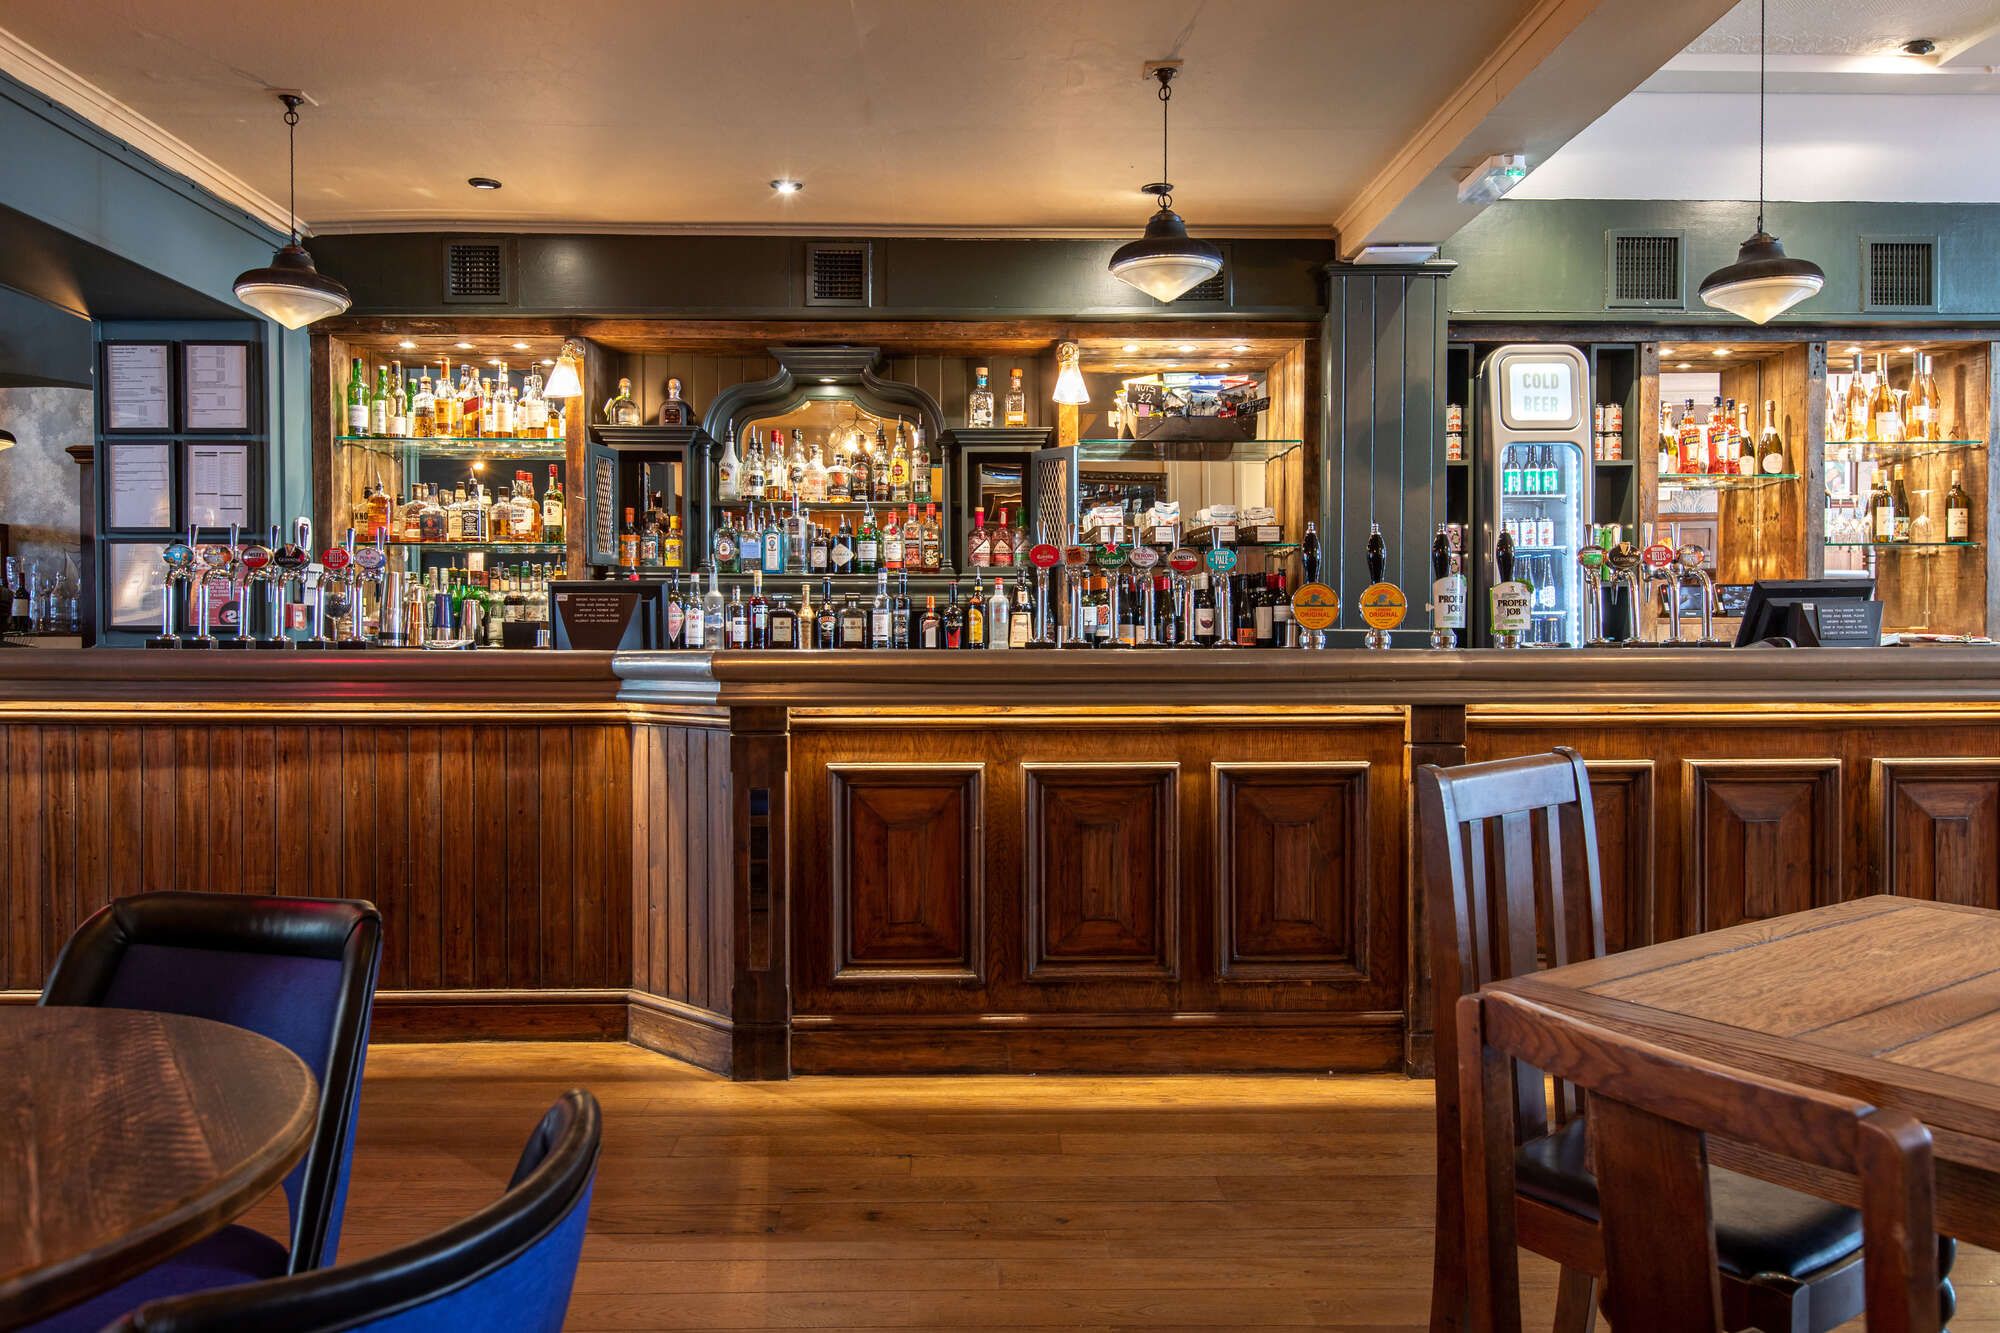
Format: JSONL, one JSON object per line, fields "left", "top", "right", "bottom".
{"left": 1075, "top": 437, "right": 1304, "bottom": 463}
{"left": 1825, "top": 439, "right": 1986, "bottom": 463}
{"left": 1823, "top": 540, "right": 1980, "bottom": 551}
{"left": 1660, "top": 472, "right": 1800, "bottom": 490}
{"left": 386, "top": 541, "right": 567, "bottom": 554}
{"left": 338, "top": 435, "right": 566, "bottom": 460}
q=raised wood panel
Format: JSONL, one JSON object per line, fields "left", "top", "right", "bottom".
{"left": 1685, "top": 760, "right": 1841, "bottom": 930}
{"left": 829, "top": 765, "right": 983, "bottom": 981}
{"left": 1024, "top": 764, "right": 1178, "bottom": 981}
{"left": 1875, "top": 759, "right": 2000, "bottom": 908}
{"left": 1213, "top": 762, "right": 1367, "bottom": 979}
{"left": 631, "top": 722, "right": 734, "bottom": 1016}
{"left": 0, "top": 722, "right": 631, "bottom": 994}
{"left": 1585, "top": 760, "right": 1656, "bottom": 954}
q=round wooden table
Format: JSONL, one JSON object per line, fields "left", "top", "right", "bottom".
{"left": 0, "top": 1007, "right": 318, "bottom": 1325}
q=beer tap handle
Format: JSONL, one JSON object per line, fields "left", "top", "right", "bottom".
{"left": 295, "top": 516, "right": 313, "bottom": 552}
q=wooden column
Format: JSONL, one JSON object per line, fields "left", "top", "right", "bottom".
{"left": 728, "top": 704, "right": 793, "bottom": 1079}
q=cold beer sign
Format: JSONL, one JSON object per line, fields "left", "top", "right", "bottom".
{"left": 1503, "top": 358, "right": 1577, "bottom": 426}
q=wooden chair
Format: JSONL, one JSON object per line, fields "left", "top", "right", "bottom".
{"left": 1419, "top": 749, "right": 1873, "bottom": 1333}
{"left": 1456, "top": 989, "right": 1938, "bottom": 1333}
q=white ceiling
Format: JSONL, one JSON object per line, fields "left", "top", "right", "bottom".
{"left": 0, "top": 0, "right": 1561, "bottom": 235}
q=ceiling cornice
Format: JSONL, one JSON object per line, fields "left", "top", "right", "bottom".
{"left": 0, "top": 25, "right": 293, "bottom": 238}
{"left": 306, "top": 219, "right": 1337, "bottom": 240}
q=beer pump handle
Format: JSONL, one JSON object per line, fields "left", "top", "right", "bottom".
{"left": 1495, "top": 532, "right": 1515, "bottom": 584}
{"left": 1366, "top": 526, "right": 1385, "bottom": 584}
{"left": 268, "top": 523, "right": 282, "bottom": 549}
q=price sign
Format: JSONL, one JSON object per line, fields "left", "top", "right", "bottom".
{"left": 1062, "top": 545, "right": 1090, "bottom": 569}
{"left": 1493, "top": 581, "right": 1533, "bottom": 633}
{"left": 1167, "top": 547, "right": 1201, "bottom": 575}
{"left": 1292, "top": 582, "right": 1340, "bottom": 631}
{"left": 1641, "top": 542, "right": 1676, "bottom": 571}
{"left": 1127, "top": 545, "right": 1161, "bottom": 570}
{"left": 1028, "top": 543, "right": 1062, "bottom": 570}
{"left": 1359, "top": 582, "right": 1408, "bottom": 631}
{"left": 1094, "top": 543, "right": 1128, "bottom": 569}
{"left": 1204, "top": 546, "right": 1239, "bottom": 573}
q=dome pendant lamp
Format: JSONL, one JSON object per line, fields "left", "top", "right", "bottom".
{"left": 1697, "top": 0, "right": 1823, "bottom": 324}
{"left": 233, "top": 93, "right": 352, "bottom": 329}
{"left": 1108, "top": 65, "right": 1223, "bottom": 303}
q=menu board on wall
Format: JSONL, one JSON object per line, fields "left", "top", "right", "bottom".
{"left": 104, "top": 441, "right": 175, "bottom": 531}
{"left": 104, "top": 343, "right": 171, "bottom": 431}
{"left": 107, "top": 542, "right": 168, "bottom": 631}
{"left": 182, "top": 343, "right": 250, "bottom": 431}
{"left": 185, "top": 442, "right": 251, "bottom": 527}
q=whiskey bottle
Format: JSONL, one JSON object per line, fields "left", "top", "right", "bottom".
{"left": 883, "top": 508, "right": 905, "bottom": 572}
{"left": 889, "top": 422, "right": 911, "bottom": 502}
{"left": 1004, "top": 368, "right": 1027, "bottom": 427}
{"left": 638, "top": 511, "right": 663, "bottom": 568}
{"left": 968, "top": 367, "right": 995, "bottom": 429}
{"left": 1948, "top": 468, "right": 1973, "bottom": 542}
{"left": 618, "top": 508, "right": 640, "bottom": 572}
{"left": 919, "top": 505, "right": 942, "bottom": 572}
{"left": 1011, "top": 571, "right": 1036, "bottom": 648}
{"left": 871, "top": 428, "right": 892, "bottom": 503}
{"left": 543, "top": 466, "right": 566, "bottom": 544}
{"left": 912, "top": 422, "right": 932, "bottom": 504}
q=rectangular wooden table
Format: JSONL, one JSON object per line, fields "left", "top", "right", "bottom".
{"left": 1491, "top": 895, "right": 2000, "bottom": 1250}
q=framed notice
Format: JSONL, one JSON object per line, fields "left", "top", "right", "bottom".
{"left": 184, "top": 441, "right": 253, "bottom": 528}
{"left": 103, "top": 342, "right": 172, "bottom": 432}
{"left": 182, "top": 342, "right": 254, "bottom": 432}
{"left": 102, "top": 441, "right": 175, "bottom": 532}
{"left": 106, "top": 541, "right": 169, "bottom": 632}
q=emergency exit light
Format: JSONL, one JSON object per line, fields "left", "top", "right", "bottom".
{"left": 1457, "top": 153, "right": 1530, "bottom": 205}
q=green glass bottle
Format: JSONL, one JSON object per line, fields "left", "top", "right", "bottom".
{"left": 346, "top": 357, "right": 369, "bottom": 435}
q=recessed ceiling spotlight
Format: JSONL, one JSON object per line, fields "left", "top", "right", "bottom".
{"left": 455, "top": 341, "right": 473, "bottom": 350}
{"left": 1659, "top": 347, "right": 1674, "bottom": 356}
{"left": 1902, "top": 38, "right": 1937, "bottom": 56}
{"left": 818, "top": 377, "right": 836, "bottom": 384}
{"left": 1677, "top": 362, "right": 1693, "bottom": 370}
{"left": 1711, "top": 348, "right": 1731, "bottom": 357}
{"left": 1216, "top": 361, "right": 1232, "bottom": 370}
{"left": 511, "top": 342, "right": 529, "bottom": 350}
{"left": 1177, "top": 344, "right": 1196, "bottom": 354}
{"left": 771, "top": 178, "right": 804, "bottom": 194}
{"left": 487, "top": 358, "right": 503, "bottom": 367}
{"left": 541, "top": 359, "right": 555, "bottom": 366}
{"left": 467, "top": 176, "right": 503, "bottom": 190}
{"left": 1900, "top": 345, "right": 1917, "bottom": 353}
{"left": 1231, "top": 344, "right": 1250, "bottom": 354}
{"left": 398, "top": 339, "right": 416, "bottom": 350}
{"left": 1846, "top": 344, "right": 1863, "bottom": 354}
{"left": 1122, "top": 343, "right": 1140, "bottom": 353}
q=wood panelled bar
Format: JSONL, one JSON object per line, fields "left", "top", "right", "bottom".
{"left": 6, "top": 648, "right": 2000, "bottom": 1079}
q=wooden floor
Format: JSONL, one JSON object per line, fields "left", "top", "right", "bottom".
{"left": 247, "top": 1042, "right": 2000, "bottom": 1331}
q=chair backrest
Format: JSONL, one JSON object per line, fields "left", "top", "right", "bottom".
{"left": 40, "top": 891, "right": 382, "bottom": 1273}
{"left": 1418, "top": 747, "right": 1606, "bottom": 1141}
{"left": 1456, "top": 990, "right": 1937, "bottom": 1333}
{"left": 107, "top": 1089, "right": 602, "bottom": 1333}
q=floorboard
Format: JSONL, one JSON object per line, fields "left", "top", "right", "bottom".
{"left": 239, "top": 1041, "right": 1999, "bottom": 1330}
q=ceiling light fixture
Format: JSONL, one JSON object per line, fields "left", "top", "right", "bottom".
{"left": 467, "top": 177, "right": 503, "bottom": 190}
{"left": 511, "top": 342, "right": 529, "bottom": 350}
{"left": 1108, "top": 64, "right": 1223, "bottom": 303}
{"left": 398, "top": 340, "right": 417, "bottom": 350}
{"left": 1216, "top": 361, "right": 1232, "bottom": 370}
{"left": 543, "top": 339, "right": 585, "bottom": 400}
{"left": 770, "top": 178, "right": 803, "bottom": 195}
{"left": 1900, "top": 345, "right": 1918, "bottom": 353}
{"left": 1052, "top": 341, "right": 1090, "bottom": 405}
{"left": 1660, "top": 347, "right": 1675, "bottom": 356}
{"left": 1712, "top": 348, "right": 1731, "bottom": 357}
{"left": 1177, "top": 344, "right": 1196, "bottom": 354}
{"left": 1902, "top": 38, "right": 1937, "bottom": 56}
{"left": 1231, "top": 344, "right": 1250, "bottom": 354}
{"left": 455, "top": 342, "right": 473, "bottom": 350}
{"left": 1678, "top": 362, "right": 1694, "bottom": 370}
{"left": 1122, "top": 343, "right": 1141, "bottom": 353}
{"left": 1697, "top": 0, "right": 1824, "bottom": 324}
{"left": 231, "top": 92, "right": 352, "bottom": 329}
{"left": 1455, "top": 153, "right": 1529, "bottom": 206}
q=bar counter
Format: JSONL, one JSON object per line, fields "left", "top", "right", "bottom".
{"left": 4, "top": 646, "right": 1999, "bottom": 1078}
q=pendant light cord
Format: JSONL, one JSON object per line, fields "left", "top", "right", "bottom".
{"left": 1757, "top": 0, "right": 1766, "bottom": 234}
{"left": 282, "top": 95, "right": 301, "bottom": 244}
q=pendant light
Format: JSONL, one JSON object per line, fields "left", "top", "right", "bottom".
{"left": 1052, "top": 340, "right": 1090, "bottom": 405}
{"left": 232, "top": 93, "right": 352, "bottom": 329}
{"left": 1108, "top": 66, "right": 1223, "bottom": 303}
{"left": 542, "top": 339, "right": 586, "bottom": 400}
{"left": 1697, "top": 0, "right": 1823, "bottom": 324}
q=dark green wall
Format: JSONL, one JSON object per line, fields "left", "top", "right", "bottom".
{"left": 1442, "top": 199, "right": 2000, "bottom": 326}
{"left": 0, "top": 285, "right": 90, "bottom": 388}
{"left": 306, "top": 233, "right": 1334, "bottom": 319}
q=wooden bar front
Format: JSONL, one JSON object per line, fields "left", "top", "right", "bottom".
{"left": 6, "top": 649, "right": 2000, "bottom": 1079}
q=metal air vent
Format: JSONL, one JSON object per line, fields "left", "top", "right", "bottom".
{"left": 443, "top": 239, "right": 510, "bottom": 304}
{"left": 1605, "top": 232, "right": 1684, "bottom": 308}
{"left": 1863, "top": 237, "right": 1937, "bottom": 312}
{"left": 1171, "top": 268, "right": 1231, "bottom": 305}
{"left": 806, "top": 243, "right": 872, "bottom": 307}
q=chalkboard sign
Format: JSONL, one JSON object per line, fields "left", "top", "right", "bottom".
{"left": 551, "top": 581, "right": 655, "bottom": 650}
{"left": 1804, "top": 599, "right": 1883, "bottom": 647}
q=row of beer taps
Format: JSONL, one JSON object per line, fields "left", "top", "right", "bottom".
{"left": 1576, "top": 540, "right": 1724, "bottom": 647}
{"left": 150, "top": 520, "right": 390, "bottom": 650}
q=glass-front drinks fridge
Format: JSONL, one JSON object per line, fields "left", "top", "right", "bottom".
{"left": 1475, "top": 344, "right": 1592, "bottom": 646}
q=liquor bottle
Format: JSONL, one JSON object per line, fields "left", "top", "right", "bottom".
{"left": 870, "top": 428, "right": 891, "bottom": 503}
{"left": 1910, "top": 353, "right": 1943, "bottom": 442}
{"left": 701, "top": 566, "right": 725, "bottom": 644}
{"left": 717, "top": 425, "right": 743, "bottom": 502}
{"left": 604, "top": 378, "right": 641, "bottom": 426}
{"left": 805, "top": 438, "right": 829, "bottom": 503}
{"left": 991, "top": 508, "right": 1014, "bottom": 568}
{"left": 883, "top": 507, "right": 904, "bottom": 571}
{"left": 768, "top": 591, "right": 797, "bottom": 649}
{"left": 832, "top": 516, "right": 855, "bottom": 574}
{"left": 868, "top": 571, "right": 892, "bottom": 648}
{"left": 663, "top": 575, "right": 686, "bottom": 649}
{"left": 748, "top": 571, "right": 769, "bottom": 648}
{"left": 725, "top": 583, "right": 748, "bottom": 648}
{"left": 919, "top": 594, "right": 941, "bottom": 648}
{"left": 969, "top": 511, "right": 991, "bottom": 568}
{"left": 664, "top": 514, "right": 686, "bottom": 569}
{"left": 744, "top": 431, "right": 766, "bottom": 500}
{"left": 849, "top": 437, "right": 873, "bottom": 503}
{"left": 542, "top": 466, "right": 565, "bottom": 544}
{"left": 1269, "top": 572, "right": 1293, "bottom": 647}
{"left": 942, "top": 582, "right": 964, "bottom": 648}
{"left": 1843, "top": 354, "right": 1870, "bottom": 443}
{"left": 619, "top": 508, "right": 639, "bottom": 572}
{"left": 964, "top": 581, "right": 985, "bottom": 651}
{"left": 986, "top": 577, "right": 1010, "bottom": 649}
{"left": 889, "top": 422, "right": 911, "bottom": 502}
{"left": 1948, "top": 468, "right": 1973, "bottom": 542}
{"left": 412, "top": 371, "right": 436, "bottom": 438}
{"left": 911, "top": 422, "right": 932, "bottom": 504}
{"left": 639, "top": 509, "right": 663, "bottom": 567}
{"left": 1502, "top": 447, "right": 1521, "bottom": 496}
{"left": 1891, "top": 464, "right": 1914, "bottom": 542}
{"left": 1871, "top": 354, "right": 1905, "bottom": 444}
{"left": 789, "top": 429, "right": 809, "bottom": 499}
{"left": 388, "top": 363, "right": 408, "bottom": 437}
{"left": 816, "top": 577, "right": 838, "bottom": 648}
{"left": 1656, "top": 402, "right": 1676, "bottom": 475}
{"left": 856, "top": 507, "right": 880, "bottom": 574}
{"left": 369, "top": 365, "right": 389, "bottom": 436}
{"left": 347, "top": 357, "right": 370, "bottom": 435}
{"left": 761, "top": 506, "right": 784, "bottom": 575}
{"left": 1192, "top": 574, "right": 1218, "bottom": 646}
{"left": 809, "top": 520, "right": 830, "bottom": 573}
{"left": 1758, "top": 401, "right": 1787, "bottom": 476}
{"left": 786, "top": 497, "right": 808, "bottom": 575}
{"left": 1004, "top": 369, "right": 1027, "bottom": 427}
{"left": 968, "top": 366, "right": 995, "bottom": 428}
{"left": 1868, "top": 469, "right": 1895, "bottom": 544}
{"left": 892, "top": 572, "right": 912, "bottom": 648}
{"left": 920, "top": 505, "right": 942, "bottom": 572}
{"left": 713, "top": 512, "right": 739, "bottom": 573}
{"left": 1011, "top": 571, "right": 1036, "bottom": 647}
{"left": 826, "top": 435, "right": 851, "bottom": 502}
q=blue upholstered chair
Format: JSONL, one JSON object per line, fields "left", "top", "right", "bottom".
{"left": 32, "top": 892, "right": 382, "bottom": 1332}
{"left": 103, "top": 1089, "right": 601, "bottom": 1333}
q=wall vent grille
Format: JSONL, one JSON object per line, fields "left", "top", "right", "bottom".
{"left": 806, "top": 243, "right": 872, "bottom": 307}
{"left": 1864, "top": 238, "right": 1937, "bottom": 311}
{"left": 442, "top": 240, "right": 508, "bottom": 304}
{"left": 1606, "top": 232, "right": 1684, "bottom": 308}
{"left": 1171, "top": 267, "right": 1231, "bottom": 304}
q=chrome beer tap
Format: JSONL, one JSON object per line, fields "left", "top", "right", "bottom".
{"left": 1641, "top": 542, "right": 1683, "bottom": 645}
{"left": 214, "top": 525, "right": 251, "bottom": 649}
{"left": 146, "top": 533, "right": 197, "bottom": 649}
{"left": 1678, "top": 544, "right": 1726, "bottom": 646}
{"left": 273, "top": 519, "right": 315, "bottom": 649}
{"left": 334, "top": 527, "right": 371, "bottom": 650}
{"left": 185, "top": 525, "right": 222, "bottom": 649}
{"left": 1603, "top": 542, "right": 1647, "bottom": 646}
{"left": 1577, "top": 544, "right": 1612, "bottom": 647}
